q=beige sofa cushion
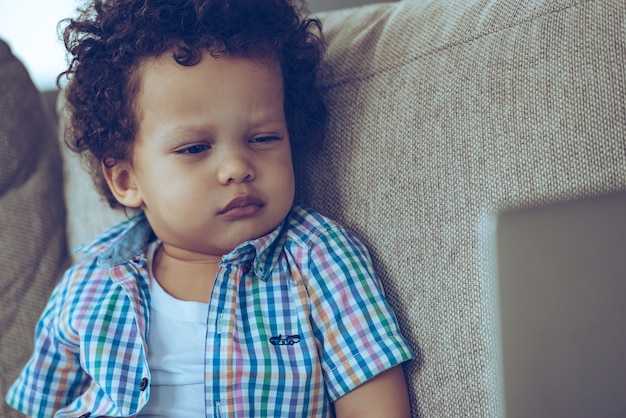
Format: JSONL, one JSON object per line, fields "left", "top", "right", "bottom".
{"left": 59, "top": 0, "right": 626, "bottom": 416}
{"left": 300, "top": 0, "right": 626, "bottom": 415}
{"left": 0, "top": 40, "right": 70, "bottom": 418}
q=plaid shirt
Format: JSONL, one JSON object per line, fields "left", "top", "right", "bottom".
{"left": 6, "top": 203, "right": 413, "bottom": 417}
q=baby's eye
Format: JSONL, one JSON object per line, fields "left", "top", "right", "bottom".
{"left": 250, "top": 136, "right": 280, "bottom": 143}
{"left": 176, "top": 144, "right": 210, "bottom": 154}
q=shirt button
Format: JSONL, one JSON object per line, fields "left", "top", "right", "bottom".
{"left": 140, "top": 377, "right": 149, "bottom": 391}
{"left": 242, "top": 264, "right": 252, "bottom": 274}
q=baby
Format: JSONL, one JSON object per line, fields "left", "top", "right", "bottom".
{"left": 6, "top": 0, "right": 413, "bottom": 416}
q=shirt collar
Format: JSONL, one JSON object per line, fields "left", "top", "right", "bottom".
{"left": 75, "top": 212, "right": 154, "bottom": 267}
{"left": 76, "top": 210, "right": 289, "bottom": 281}
{"left": 222, "top": 216, "right": 288, "bottom": 281}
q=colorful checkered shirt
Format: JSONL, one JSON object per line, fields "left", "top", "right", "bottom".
{"left": 6, "top": 203, "right": 413, "bottom": 417}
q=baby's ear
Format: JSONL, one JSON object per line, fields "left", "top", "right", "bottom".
{"left": 102, "top": 160, "right": 143, "bottom": 208}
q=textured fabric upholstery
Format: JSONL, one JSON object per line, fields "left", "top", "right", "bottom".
{"left": 58, "top": 103, "right": 129, "bottom": 254}
{"left": 0, "top": 40, "right": 70, "bottom": 418}
{"left": 7, "top": 0, "right": 624, "bottom": 416}
{"left": 299, "top": 0, "right": 626, "bottom": 415}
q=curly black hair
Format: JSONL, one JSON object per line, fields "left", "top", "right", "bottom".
{"left": 60, "top": 0, "right": 326, "bottom": 208}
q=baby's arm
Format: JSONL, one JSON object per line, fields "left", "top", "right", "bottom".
{"left": 5, "top": 268, "right": 88, "bottom": 416}
{"left": 333, "top": 365, "right": 411, "bottom": 418}
{"left": 305, "top": 220, "right": 414, "bottom": 413}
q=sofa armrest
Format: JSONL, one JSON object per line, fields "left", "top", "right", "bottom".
{"left": 0, "top": 39, "right": 70, "bottom": 418}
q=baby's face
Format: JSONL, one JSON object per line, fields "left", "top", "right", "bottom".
{"left": 126, "top": 53, "right": 294, "bottom": 258}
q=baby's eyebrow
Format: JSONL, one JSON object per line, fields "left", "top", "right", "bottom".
{"left": 158, "top": 125, "right": 215, "bottom": 142}
{"left": 156, "top": 116, "right": 287, "bottom": 145}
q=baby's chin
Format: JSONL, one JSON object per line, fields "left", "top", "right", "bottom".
{"left": 226, "top": 228, "right": 278, "bottom": 252}
{"left": 155, "top": 215, "right": 285, "bottom": 259}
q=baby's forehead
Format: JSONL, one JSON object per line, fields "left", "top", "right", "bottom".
{"left": 132, "top": 51, "right": 283, "bottom": 104}
{"left": 130, "top": 52, "right": 287, "bottom": 142}
{"left": 133, "top": 50, "right": 282, "bottom": 97}
{"left": 138, "top": 48, "right": 281, "bottom": 71}
{"left": 135, "top": 51, "right": 283, "bottom": 92}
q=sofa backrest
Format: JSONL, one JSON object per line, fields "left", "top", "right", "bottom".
{"left": 56, "top": 0, "right": 626, "bottom": 416}
{"left": 298, "top": 0, "right": 626, "bottom": 415}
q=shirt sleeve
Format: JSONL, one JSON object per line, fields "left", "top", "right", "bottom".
{"left": 305, "top": 223, "right": 414, "bottom": 401}
{"left": 5, "top": 267, "right": 90, "bottom": 417}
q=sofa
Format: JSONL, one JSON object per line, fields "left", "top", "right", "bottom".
{"left": 2, "top": 0, "right": 625, "bottom": 416}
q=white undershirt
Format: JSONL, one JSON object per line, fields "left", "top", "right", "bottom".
{"left": 138, "top": 241, "right": 209, "bottom": 417}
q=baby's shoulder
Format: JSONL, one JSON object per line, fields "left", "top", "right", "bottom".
{"left": 59, "top": 216, "right": 149, "bottom": 298}
{"left": 59, "top": 253, "right": 116, "bottom": 298}
{"left": 284, "top": 203, "right": 342, "bottom": 246}
{"left": 284, "top": 203, "right": 366, "bottom": 253}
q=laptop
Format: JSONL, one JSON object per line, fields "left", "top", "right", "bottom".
{"left": 495, "top": 192, "right": 626, "bottom": 418}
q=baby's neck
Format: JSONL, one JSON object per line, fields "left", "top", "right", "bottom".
{"left": 152, "top": 243, "right": 221, "bottom": 303}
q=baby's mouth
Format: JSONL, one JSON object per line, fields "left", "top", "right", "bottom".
{"left": 218, "top": 195, "right": 264, "bottom": 219}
